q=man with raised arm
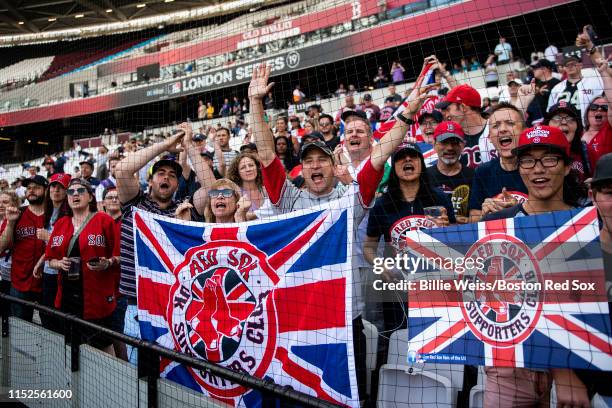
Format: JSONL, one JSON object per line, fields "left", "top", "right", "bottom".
{"left": 249, "top": 63, "right": 419, "bottom": 404}
{"left": 114, "top": 123, "right": 214, "bottom": 364}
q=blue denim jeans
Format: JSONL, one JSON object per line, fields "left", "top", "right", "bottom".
{"left": 117, "top": 296, "right": 140, "bottom": 365}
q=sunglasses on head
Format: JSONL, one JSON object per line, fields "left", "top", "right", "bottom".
{"left": 589, "top": 103, "right": 609, "bottom": 112}
{"left": 208, "top": 188, "right": 234, "bottom": 198}
{"left": 67, "top": 187, "right": 88, "bottom": 196}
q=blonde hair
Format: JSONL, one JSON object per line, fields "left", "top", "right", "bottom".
{"left": 204, "top": 179, "right": 241, "bottom": 223}
{"left": 304, "top": 118, "right": 319, "bottom": 133}
{"left": 0, "top": 190, "right": 21, "bottom": 208}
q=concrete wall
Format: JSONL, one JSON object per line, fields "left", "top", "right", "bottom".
{"left": 1, "top": 318, "right": 226, "bottom": 408}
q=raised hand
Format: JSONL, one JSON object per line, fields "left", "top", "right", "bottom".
{"left": 518, "top": 80, "right": 537, "bottom": 97}
{"left": 175, "top": 201, "right": 194, "bottom": 221}
{"left": 595, "top": 55, "right": 612, "bottom": 78}
{"left": 248, "top": 64, "right": 274, "bottom": 101}
{"left": 575, "top": 25, "right": 593, "bottom": 49}
{"left": 164, "top": 130, "right": 185, "bottom": 154}
{"left": 236, "top": 195, "right": 252, "bottom": 214}
{"left": 176, "top": 122, "right": 193, "bottom": 141}
{"left": 5, "top": 206, "right": 20, "bottom": 223}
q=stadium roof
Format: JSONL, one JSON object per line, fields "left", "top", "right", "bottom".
{"left": 0, "top": 0, "right": 286, "bottom": 42}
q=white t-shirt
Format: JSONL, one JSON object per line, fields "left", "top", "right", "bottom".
{"left": 494, "top": 42, "right": 512, "bottom": 62}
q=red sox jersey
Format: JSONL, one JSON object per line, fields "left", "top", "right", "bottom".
{"left": 46, "top": 212, "right": 120, "bottom": 319}
{"left": 11, "top": 207, "right": 45, "bottom": 293}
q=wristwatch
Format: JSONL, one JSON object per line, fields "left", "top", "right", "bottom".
{"left": 396, "top": 112, "right": 414, "bottom": 125}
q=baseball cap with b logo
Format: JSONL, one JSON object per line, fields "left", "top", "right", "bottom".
{"left": 513, "top": 125, "right": 570, "bottom": 158}
{"left": 434, "top": 121, "right": 465, "bottom": 143}
{"left": 49, "top": 173, "right": 72, "bottom": 189}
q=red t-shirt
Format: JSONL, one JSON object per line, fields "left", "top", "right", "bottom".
{"left": 11, "top": 207, "right": 45, "bottom": 292}
{"left": 45, "top": 212, "right": 120, "bottom": 319}
{"left": 585, "top": 121, "right": 612, "bottom": 173}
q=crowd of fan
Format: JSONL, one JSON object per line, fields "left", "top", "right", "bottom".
{"left": 0, "top": 27, "right": 611, "bottom": 407}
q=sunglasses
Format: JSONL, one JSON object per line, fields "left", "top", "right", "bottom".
{"left": 67, "top": 187, "right": 88, "bottom": 196}
{"left": 208, "top": 188, "right": 234, "bottom": 198}
{"left": 589, "top": 103, "right": 609, "bottom": 112}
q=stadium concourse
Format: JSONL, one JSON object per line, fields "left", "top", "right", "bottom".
{"left": 0, "top": 0, "right": 612, "bottom": 408}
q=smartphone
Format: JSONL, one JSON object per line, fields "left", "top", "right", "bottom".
{"left": 585, "top": 25, "right": 599, "bottom": 45}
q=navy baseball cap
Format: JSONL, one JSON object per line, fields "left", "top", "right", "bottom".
{"left": 392, "top": 142, "right": 422, "bottom": 163}
{"left": 302, "top": 131, "right": 324, "bottom": 144}
{"left": 300, "top": 139, "right": 333, "bottom": 161}
{"left": 418, "top": 110, "right": 444, "bottom": 124}
{"left": 531, "top": 59, "right": 555, "bottom": 70}
{"left": 152, "top": 159, "right": 182, "bottom": 176}
{"left": 545, "top": 101, "right": 580, "bottom": 122}
{"left": 341, "top": 110, "right": 368, "bottom": 122}
{"left": 591, "top": 153, "right": 612, "bottom": 187}
{"left": 23, "top": 175, "right": 49, "bottom": 189}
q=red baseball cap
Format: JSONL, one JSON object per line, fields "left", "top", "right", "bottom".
{"left": 49, "top": 173, "right": 71, "bottom": 189}
{"left": 436, "top": 84, "right": 482, "bottom": 109}
{"left": 513, "top": 125, "right": 570, "bottom": 158}
{"left": 434, "top": 121, "right": 465, "bottom": 143}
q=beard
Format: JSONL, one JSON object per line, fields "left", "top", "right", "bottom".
{"left": 440, "top": 156, "right": 459, "bottom": 165}
{"left": 28, "top": 195, "right": 44, "bottom": 205}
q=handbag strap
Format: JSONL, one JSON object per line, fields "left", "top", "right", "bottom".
{"left": 67, "top": 212, "right": 95, "bottom": 256}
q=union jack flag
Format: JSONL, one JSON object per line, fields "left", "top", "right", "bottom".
{"left": 133, "top": 204, "right": 359, "bottom": 407}
{"left": 402, "top": 207, "right": 612, "bottom": 370}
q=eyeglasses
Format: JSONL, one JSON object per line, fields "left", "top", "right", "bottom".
{"left": 549, "top": 115, "right": 576, "bottom": 124}
{"left": 208, "top": 188, "right": 234, "bottom": 198}
{"left": 67, "top": 187, "right": 88, "bottom": 196}
{"left": 589, "top": 103, "right": 609, "bottom": 112}
{"left": 105, "top": 195, "right": 119, "bottom": 201}
{"left": 518, "top": 156, "right": 562, "bottom": 169}
{"left": 422, "top": 120, "right": 439, "bottom": 127}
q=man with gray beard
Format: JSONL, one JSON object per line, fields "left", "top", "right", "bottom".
{"left": 426, "top": 121, "right": 474, "bottom": 223}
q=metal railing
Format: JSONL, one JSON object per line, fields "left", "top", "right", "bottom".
{"left": 1, "top": 293, "right": 340, "bottom": 408}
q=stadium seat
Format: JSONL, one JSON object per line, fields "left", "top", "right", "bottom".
{"left": 592, "top": 393, "right": 612, "bottom": 408}
{"left": 378, "top": 329, "right": 464, "bottom": 407}
{"left": 362, "top": 319, "right": 378, "bottom": 395}
{"left": 468, "top": 366, "right": 486, "bottom": 408}
{"left": 378, "top": 364, "right": 454, "bottom": 407}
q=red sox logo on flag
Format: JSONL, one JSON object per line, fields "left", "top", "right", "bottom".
{"left": 402, "top": 207, "right": 612, "bottom": 369}
{"left": 133, "top": 204, "right": 359, "bottom": 407}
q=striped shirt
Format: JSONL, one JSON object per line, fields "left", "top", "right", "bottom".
{"left": 212, "top": 149, "right": 239, "bottom": 172}
{"left": 119, "top": 192, "right": 179, "bottom": 298}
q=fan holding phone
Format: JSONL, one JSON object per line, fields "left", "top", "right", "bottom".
{"left": 45, "top": 178, "right": 120, "bottom": 356}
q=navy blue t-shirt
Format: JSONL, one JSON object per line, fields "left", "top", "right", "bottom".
{"left": 367, "top": 188, "right": 456, "bottom": 250}
{"left": 468, "top": 158, "right": 528, "bottom": 212}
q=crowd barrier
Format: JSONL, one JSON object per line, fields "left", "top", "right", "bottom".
{"left": 0, "top": 293, "right": 340, "bottom": 408}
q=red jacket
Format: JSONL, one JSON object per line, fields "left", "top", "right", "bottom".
{"left": 45, "top": 212, "right": 120, "bottom": 319}
{"left": 11, "top": 207, "right": 45, "bottom": 292}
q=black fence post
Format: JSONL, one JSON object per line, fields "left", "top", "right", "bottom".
{"left": 1, "top": 309, "right": 8, "bottom": 338}
{"left": 64, "top": 320, "right": 81, "bottom": 372}
{"left": 138, "top": 346, "right": 160, "bottom": 408}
